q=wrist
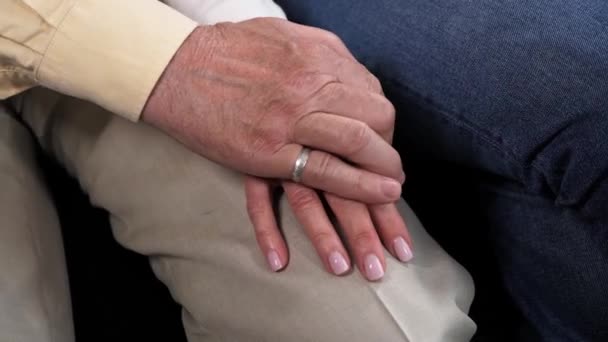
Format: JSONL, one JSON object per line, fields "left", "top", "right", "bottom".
{"left": 141, "top": 25, "right": 217, "bottom": 127}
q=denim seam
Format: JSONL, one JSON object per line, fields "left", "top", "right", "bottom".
{"left": 385, "top": 77, "right": 606, "bottom": 215}
{"left": 384, "top": 77, "right": 546, "bottom": 184}
{"left": 515, "top": 201, "right": 591, "bottom": 341}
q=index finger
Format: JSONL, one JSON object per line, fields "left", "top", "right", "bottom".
{"left": 293, "top": 113, "right": 404, "bottom": 182}
{"left": 271, "top": 144, "right": 401, "bottom": 203}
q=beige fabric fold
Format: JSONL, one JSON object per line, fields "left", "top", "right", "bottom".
{"left": 0, "top": 105, "right": 74, "bottom": 342}
{"left": 14, "top": 88, "right": 476, "bottom": 342}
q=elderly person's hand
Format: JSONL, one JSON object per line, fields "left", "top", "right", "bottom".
{"left": 243, "top": 74, "right": 413, "bottom": 280}
{"left": 240, "top": 31, "right": 413, "bottom": 279}
{"left": 142, "top": 18, "right": 404, "bottom": 203}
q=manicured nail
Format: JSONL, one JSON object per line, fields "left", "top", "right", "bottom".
{"left": 267, "top": 250, "right": 283, "bottom": 272}
{"left": 329, "top": 251, "right": 349, "bottom": 275}
{"left": 393, "top": 237, "right": 413, "bottom": 262}
{"left": 364, "top": 254, "right": 384, "bottom": 281}
{"left": 382, "top": 179, "right": 402, "bottom": 199}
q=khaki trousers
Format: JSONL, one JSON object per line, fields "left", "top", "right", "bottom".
{"left": 1, "top": 87, "right": 476, "bottom": 341}
{"left": 0, "top": 106, "right": 73, "bottom": 342}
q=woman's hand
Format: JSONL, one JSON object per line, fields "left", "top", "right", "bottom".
{"left": 245, "top": 176, "right": 413, "bottom": 281}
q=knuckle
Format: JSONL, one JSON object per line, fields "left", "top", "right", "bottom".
{"left": 310, "top": 40, "right": 334, "bottom": 57}
{"left": 311, "top": 231, "right": 334, "bottom": 248}
{"left": 351, "top": 230, "right": 376, "bottom": 249}
{"left": 367, "top": 74, "right": 383, "bottom": 93}
{"left": 246, "top": 200, "right": 266, "bottom": 218}
{"left": 354, "top": 172, "right": 366, "bottom": 193}
{"left": 345, "top": 121, "right": 372, "bottom": 155}
{"left": 377, "top": 99, "right": 396, "bottom": 132}
{"left": 255, "top": 228, "right": 276, "bottom": 243}
{"left": 285, "top": 40, "right": 302, "bottom": 60}
{"left": 314, "top": 152, "right": 334, "bottom": 179}
{"left": 286, "top": 71, "right": 338, "bottom": 103}
{"left": 322, "top": 82, "right": 346, "bottom": 103}
{"left": 283, "top": 33, "right": 310, "bottom": 58}
{"left": 288, "top": 187, "right": 319, "bottom": 210}
{"left": 312, "top": 72, "right": 340, "bottom": 90}
{"left": 321, "top": 30, "right": 343, "bottom": 45}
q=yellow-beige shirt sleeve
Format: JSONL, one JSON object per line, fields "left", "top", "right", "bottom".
{"left": 0, "top": 0, "right": 197, "bottom": 121}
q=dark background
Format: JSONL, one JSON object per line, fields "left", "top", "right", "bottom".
{"left": 43, "top": 156, "right": 187, "bottom": 342}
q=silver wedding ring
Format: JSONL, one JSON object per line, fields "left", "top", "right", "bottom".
{"left": 291, "top": 147, "right": 311, "bottom": 183}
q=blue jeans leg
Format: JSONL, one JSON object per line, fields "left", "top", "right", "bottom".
{"left": 276, "top": 0, "right": 608, "bottom": 341}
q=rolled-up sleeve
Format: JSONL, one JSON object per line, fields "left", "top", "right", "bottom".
{"left": 0, "top": 0, "right": 197, "bottom": 121}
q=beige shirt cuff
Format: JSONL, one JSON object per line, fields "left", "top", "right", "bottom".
{"left": 37, "top": 0, "right": 197, "bottom": 121}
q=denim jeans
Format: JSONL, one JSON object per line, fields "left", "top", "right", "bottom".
{"left": 276, "top": 0, "right": 608, "bottom": 341}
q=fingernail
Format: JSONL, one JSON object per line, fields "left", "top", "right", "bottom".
{"left": 364, "top": 254, "right": 384, "bottom": 281}
{"left": 329, "top": 251, "right": 349, "bottom": 275}
{"left": 393, "top": 237, "right": 414, "bottom": 262}
{"left": 267, "top": 250, "right": 283, "bottom": 272}
{"left": 382, "top": 179, "right": 402, "bottom": 200}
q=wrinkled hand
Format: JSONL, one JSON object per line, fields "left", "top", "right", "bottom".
{"left": 245, "top": 177, "right": 414, "bottom": 281}
{"left": 142, "top": 18, "right": 404, "bottom": 203}
{"left": 242, "top": 33, "right": 413, "bottom": 280}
